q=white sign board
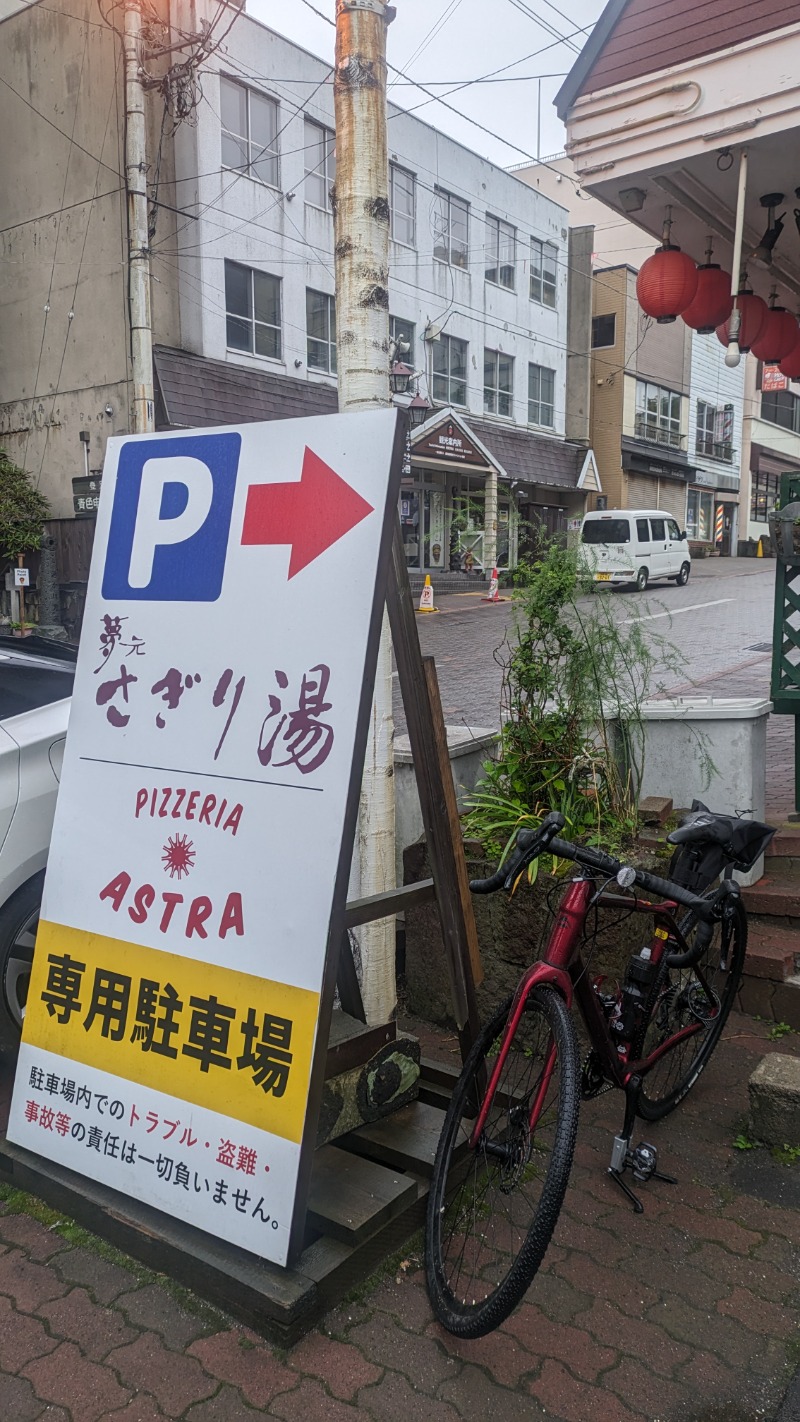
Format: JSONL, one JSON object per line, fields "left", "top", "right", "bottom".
{"left": 9, "top": 411, "right": 402, "bottom": 1266}
{"left": 14, "top": 567, "right": 30, "bottom": 587}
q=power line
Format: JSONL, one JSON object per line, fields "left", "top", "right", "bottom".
{"left": 0, "top": 189, "right": 125, "bottom": 240}
{"left": 36, "top": 47, "right": 124, "bottom": 484}
{"left": 390, "top": 25, "right": 590, "bottom": 126}
{"left": 503, "top": 0, "right": 582, "bottom": 53}
{"left": 388, "top": 0, "right": 467, "bottom": 89}
{"left": 21, "top": 17, "right": 92, "bottom": 476}
{"left": 0, "top": 70, "right": 123, "bottom": 181}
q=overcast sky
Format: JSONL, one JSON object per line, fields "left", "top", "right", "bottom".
{"left": 245, "top": 0, "right": 604, "bottom": 168}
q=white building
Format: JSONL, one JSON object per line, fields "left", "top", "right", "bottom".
{"left": 161, "top": 13, "right": 599, "bottom": 583}
{"left": 0, "top": 0, "right": 599, "bottom": 598}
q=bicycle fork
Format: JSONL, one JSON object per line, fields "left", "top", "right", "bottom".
{"left": 607, "top": 1076, "right": 678, "bottom": 1213}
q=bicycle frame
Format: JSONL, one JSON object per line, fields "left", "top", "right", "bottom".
{"left": 469, "top": 875, "right": 709, "bottom": 1149}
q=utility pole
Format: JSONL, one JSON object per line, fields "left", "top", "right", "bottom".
{"left": 123, "top": 1, "right": 155, "bottom": 433}
{"left": 333, "top": 0, "right": 395, "bottom": 1025}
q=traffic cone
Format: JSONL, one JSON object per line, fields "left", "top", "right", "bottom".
{"left": 482, "top": 567, "right": 503, "bottom": 603}
{"left": 416, "top": 574, "right": 436, "bottom": 613}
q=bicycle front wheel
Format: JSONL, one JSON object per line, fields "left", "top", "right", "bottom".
{"left": 635, "top": 894, "right": 747, "bottom": 1121}
{"left": 425, "top": 986, "right": 579, "bottom": 1339}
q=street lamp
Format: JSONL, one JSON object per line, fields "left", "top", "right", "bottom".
{"left": 407, "top": 391, "right": 431, "bottom": 427}
{"left": 389, "top": 360, "right": 414, "bottom": 395}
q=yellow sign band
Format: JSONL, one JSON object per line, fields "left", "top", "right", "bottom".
{"left": 23, "top": 922, "right": 319, "bottom": 1145}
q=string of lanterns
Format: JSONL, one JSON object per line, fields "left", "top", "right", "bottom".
{"left": 635, "top": 207, "right": 800, "bottom": 378}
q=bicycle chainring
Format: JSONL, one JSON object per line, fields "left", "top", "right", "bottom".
{"left": 581, "top": 1049, "right": 614, "bottom": 1100}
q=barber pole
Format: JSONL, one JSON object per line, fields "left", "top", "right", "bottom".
{"left": 715, "top": 505, "right": 724, "bottom": 545}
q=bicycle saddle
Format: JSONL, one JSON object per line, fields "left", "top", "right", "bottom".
{"left": 667, "top": 811, "right": 731, "bottom": 847}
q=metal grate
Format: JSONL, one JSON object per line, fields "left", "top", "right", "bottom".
{"left": 746, "top": 642, "right": 772, "bottom": 652}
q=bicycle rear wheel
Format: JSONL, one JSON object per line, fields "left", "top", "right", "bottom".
{"left": 635, "top": 894, "right": 747, "bottom": 1121}
{"left": 425, "top": 986, "right": 579, "bottom": 1339}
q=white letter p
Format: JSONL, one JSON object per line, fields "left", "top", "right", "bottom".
{"left": 127, "top": 457, "right": 214, "bottom": 589}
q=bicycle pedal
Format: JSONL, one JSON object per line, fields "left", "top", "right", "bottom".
{"left": 627, "top": 1141, "right": 659, "bottom": 1182}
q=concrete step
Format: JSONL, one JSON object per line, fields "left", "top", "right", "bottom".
{"left": 745, "top": 924, "right": 800, "bottom": 982}
{"left": 738, "top": 973, "right": 800, "bottom": 1030}
{"left": 766, "top": 829, "right": 800, "bottom": 858}
{"left": 765, "top": 830, "right": 800, "bottom": 876}
{"left": 741, "top": 876, "right": 800, "bottom": 920}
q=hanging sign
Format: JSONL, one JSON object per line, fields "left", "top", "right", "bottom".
{"left": 8, "top": 410, "right": 402, "bottom": 1267}
{"left": 763, "top": 366, "right": 789, "bottom": 393}
{"left": 413, "top": 419, "right": 491, "bottom": 468}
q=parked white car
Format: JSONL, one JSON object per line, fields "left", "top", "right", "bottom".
{"left": 579, "top": 509, "right": 692, "bottom": 591}
{"left": 0, "top": 637, "right": 74, "bottom": 1050}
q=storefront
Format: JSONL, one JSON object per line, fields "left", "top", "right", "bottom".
{"left": 401, "top": 419, "right": 515, "bottom": 575}
{"left": 687, "top": 468, "right": 740, "bottom": 556}
{"left": 621, "top": 439, "right": 693, "bottom": 527}
{"left": 406, "top": 409, "right": 598, "bottom": 582}
{"left": 151, "top": 353, "right": 596, "bottom": 584}
{"left": 748, "top": 445, "right": 800, "bottom": 553}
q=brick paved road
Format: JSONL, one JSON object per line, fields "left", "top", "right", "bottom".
{"left": 395, "top": 559, "right": 776, "bottom": 735}
{"left": 1, "top": 1012, "right": 799, "bottom": 1420}
{"left": 1, "top": 558, "right": 797, "bottom": 1421}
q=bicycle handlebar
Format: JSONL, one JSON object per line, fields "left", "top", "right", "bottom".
{"left": 469, "top": 816, "right": 737, "bottom": 934}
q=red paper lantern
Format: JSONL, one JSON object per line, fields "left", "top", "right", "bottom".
{"left": 779, "top": 341, "right": 800, "bottom": 379}
{"left": 752, "top": 308, "right": 800, "bottom": 363}
{"left": 716, "top": 291, "right": 769, "bottom": 353}
{"left": 637, "top": 245, "right": 698, "bottom": 324}
{"left": 681, "top": 264, "right": 733, "bottom": 333}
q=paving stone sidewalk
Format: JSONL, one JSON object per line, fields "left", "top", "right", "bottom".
{"left": 2, "top": 1007, "right": 800, "bottom": 1422}
{"left": 2, "top": 558, "right": 798, "bottom": 1422}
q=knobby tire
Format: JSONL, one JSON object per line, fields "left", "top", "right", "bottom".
{"left": 425, "top": 986, "right": 579, "bottom": 1338}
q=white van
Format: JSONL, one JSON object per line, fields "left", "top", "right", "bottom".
{"left": 578, "top": 509, "right": 691, "bottom": 591}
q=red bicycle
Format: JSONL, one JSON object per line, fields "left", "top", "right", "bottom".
{"left": 425, "top": 808, "right": 769, "bottom": 1339}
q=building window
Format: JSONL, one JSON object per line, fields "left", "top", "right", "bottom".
{"left": 592, "top": 313, "right": 616, "bottom": 348}
{"left": 761, "top": 387, "right": 800, "bottom": 435}
{"left": 687, "top": 488, "right": 714, "bottom": 541}
{"left": 225, "top": 261, "right": 281, "bottom": 359}
{"left": 220, "top": 77, "right": 279, "bottom": 188}
{"left": 485, "top": 215, "right": 515, "bottom": 289}
{"left": 634, "top": 380, "right": 683, "bottom": 448}
{"left": 306, "top": 289, "right": 336, "bottom": 373}
{"left": 528, "top": 363, "right": 555, "bottom": 427}
{"left": 432, "top": 334, "right": 468, "bottom": 407}
{"left": 390, "top": 315, "right": 415, "bottom": 367}
{"left": 433, "top": 188, "right": 469, "bottom": 269}
{"left": 304, "top": 119, "right": 336, "bottom": 209}
{"left": 484, "top": 349, "right": 513, "bottom": 417}
{"left": 696, "top": 401, "right": 734, "bottom": 462}
{"left": 750, "top": 467, "right": 781, "bottom": 523}
{"left": 390, "top": 164, "right": 416, "bottom": 247}
{"left": 530, "top": 237, "right": 557, "bottom": 307}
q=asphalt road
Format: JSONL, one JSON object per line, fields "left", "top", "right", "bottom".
{"left": 393, "top": 558, "right": 776, "bottom": 735}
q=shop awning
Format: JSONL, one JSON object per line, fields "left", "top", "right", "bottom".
{"left": 154, "top": 346, "right": 337, "bottom": 428}
{"left": 470, "top": 417, "right": 598, "bottom": 491}
{"left": 411, "top": 407, "right": 598, "bottom": 492}
{"left": 154, "top": 352, "right": 599, "bottom": 496}
{"left": 621, "top": 437, "right": 695, "bottom": 484}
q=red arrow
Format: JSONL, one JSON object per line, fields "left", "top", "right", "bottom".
{"left": 241, "top": 446, "right": 375, "bottom": 578}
